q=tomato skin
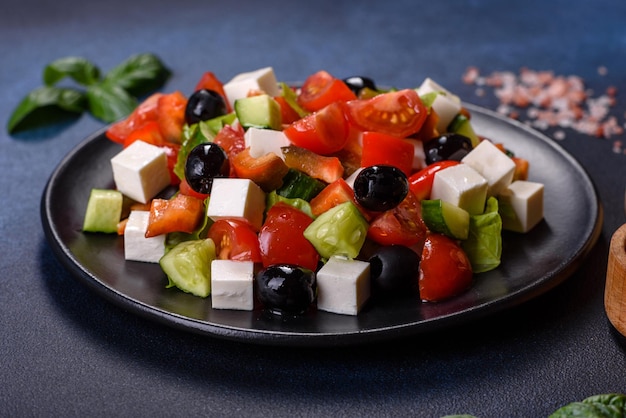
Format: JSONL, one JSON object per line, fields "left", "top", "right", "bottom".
{"left": 146, "top": 193, "right": 204, "bottom": 237}
{"left": 309, "top": 178, "right": 371, "bottom": 220}
{"left": 284, "top": 101, "right": 350, "bottom": 155}
{"left": 156, "top": 91, "right": 187, "bottom": 144}
{"left": 106, "top": 93, "right": 162, "bottom": 144}
{"left": 367, "top": 191, "right": 427, "bottom": 247}
{"left": 408, "top": 160, "right": 460, "bottom": 201}
{"left": 207, "top": 219, "right": 262, "bottom": 262}
{"left": 161, "top": 142, "right": 181, "bottom": 186}
{"left": 360, "top": 131, "right": 415, "bottom": 176}
{"left": 231, "top": 147, "right": 289, "bottom": 192}
{"left": 122, "top": 120, "right": 165, "bottom": 148}
{"left": 346, "top": 89, "right": 428, "bottom": 138}
{"left": 419, "top": 233, "right": 473, "bottom": 302}
{"left": 179, "top": 178, "right": 209, "bottom": 200}
{"left": 258, "top": 203, "right": 320, "bottom": 271}
{"left": 298, "top": 70, "right": 357, "bottom": 112}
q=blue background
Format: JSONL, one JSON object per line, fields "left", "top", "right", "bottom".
{"left": 2, "top": 0, "right": 626, "bottom": 416}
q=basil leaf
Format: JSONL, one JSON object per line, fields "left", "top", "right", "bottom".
{"left": 550, "top": 394, "right": 626, "bottom": 417}
{"left": 86, "top": 82, "right": 137, "bottom": 123}
{"left": 43, "top": 57, "right": 100, "bottom": 86}
{"left": 7, "top": 86, "right": 87, "bottom": 133}
{"left": 104, "top": 53, "right": 171, "bottom": 97}
{"left": 461, "top": 197, "right": 502, "bottom": 273}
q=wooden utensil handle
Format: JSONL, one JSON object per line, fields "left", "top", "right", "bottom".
{"left": 605, "top": 223, "right": 626, "bottom": 336}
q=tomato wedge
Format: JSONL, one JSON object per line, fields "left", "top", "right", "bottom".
{"left": 106, "top": 93, "right": 162, "bottom": 144}
{"left": 156, "top": 91, "right": 187, "bottom": 144}
{"left": 309, "top": 178, "right": 372, "bottom": 220}
{"left": 419, "top": 233, "right": 473, "bottom": 302}
{"left": 258, "top": 203, "right": 319, "bottom": 271}
{"left": 123, "top": 120, "right": 165, "bottom": 148}
{"left": 298, "top": 70, "right": 357, "bottom": 112}
{"left": 367, "top": 191, "right": 427, "bottom": 247}
{"left": 346, "top": 89, "right": 428, "bottom": 138}
{"left": 284, "top": 101, "right": 350, "bottom": 155}
{"left": 207, "top": 219, "right": 262, "bottom": 262}
{"left": 360, "top": 131, "right": 415, "bottom": 176}
{"left": 408, "top": 160, "right": 460, "bottom": 201}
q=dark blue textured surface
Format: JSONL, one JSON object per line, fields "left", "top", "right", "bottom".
{"left": 2, "top": 0, "right": 626, "bottom": 416}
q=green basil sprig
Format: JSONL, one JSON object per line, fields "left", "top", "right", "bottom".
{"left": 7, "top": 53, "right": 171, "bottom": 134}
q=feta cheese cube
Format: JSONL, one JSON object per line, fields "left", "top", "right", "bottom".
{"left": 244, "top": 127, "right": 291, "bottom": 159}
{"left": 110, "top": 140, "right": 170, "bottom": 204}
{"left": 417, "top": 78, "right": 462, "bottom": 132}
{"left": 404, "top": 138, "right": 427, "bottom": 171}
{"left": 431, "top": 164, "right": 488, "bottom": 215}
{"left": 207, "top": 178, "right": 266, "bottom": 230}
{"left": 124, "top": 210, "right": 165, "bottom": 263}
{"left": 461, "top": 140, "right": 516, "bottom": 197}
{"left": 316, "top": 256, "right": 370, "bottom": 316}
{"left": 223, "top": 67, "right": 280, "bottom": 109}
{"left": 497, "top": 180, "right": 544, "bottom": 233}
{"left": 211, "top": 260, "right": 254, "bottom": 310}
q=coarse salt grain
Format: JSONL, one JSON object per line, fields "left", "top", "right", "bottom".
{"left": 462, "top": 66, "right": 624, "bottom": 140}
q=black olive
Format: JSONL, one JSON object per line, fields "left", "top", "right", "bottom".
{"left": 423, "top": 133, "right": 473, "bottom": 165}
{"left": 184, "top": 142, "right": 229, "bottom": 194}
{"left": 343, "top": 76, "right": 377, "bottom": 96}
{"left": 185, "top": 89, "right": 227, "bottom": 125}
{"left": 353, "top": 165, "right": 408, "bottom": 212}
{"left": 256, "top": 264, "right": 317, "bottom": 316}
{"left": 369, "top": 245, "right": 420, "bottom": 296}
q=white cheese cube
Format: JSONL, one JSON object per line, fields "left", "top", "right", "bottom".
{"left": 461, "top": 140, "right": 516, "bottom": 197}
{"left": 497, "top": 181, "right": 544, "bottom": 233}
{"left": 124, "top": 210, "right": 165, "bottom": 263}
{"left": 110, "top": 140, "right": 170, "bottom": 204}
{"left": 211, "top": 260, "right": 254, "bottom": 310}
{"left": 244, "top": 127, "right": 291, "bottom": 159}
{"left": 223, "top": 67, "right": 280, "bottom": 109}
{"left": 431, "top": 164, "right": 488, "bottom": 215}
{"left": 417, "top": 78, "right": 462, "bottom": 133}
{"left": 404, "top": 138, "right": 427, "bottom": 171}
{"left": 207, "top": 178, "right": 266, "bottom": 230}
{"left": 316, "top": 256, "right": 370, "bottom": 316}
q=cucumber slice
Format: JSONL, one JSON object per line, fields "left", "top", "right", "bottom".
{"left": 82, "top": 189, "right": 123, "bottom": 233}
{"left": 303, "top": 201, "right": 368, "bottom": 259}
{"left": 276, "top": 169, "right": 325, "bottom": 201}
{"left": 159, "top": 238, "right": 216, "bottom": 297}
{"left": 421, "top": 199, "right": 470, "bottom": 240}
{"left": 447, "top": 114, "right": 480, "bottom": 147}
{"left": 234, "top": 94, "right": 282, "bottom": 130}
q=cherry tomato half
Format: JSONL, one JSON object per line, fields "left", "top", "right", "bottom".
{"left": 207, "top": 219, "right": 262, "bottom": 263}
{"left": 419, "top": 233, "right": 473, "bottom": 302}
{"left": 258, "top": 203, "right": 319, "bottom": 271}
{"left": 298, "top": 70, "right": 357, "bottom": 112}
{"left": 367, "top": 191, "right": 427, "bottom": 247}
{"left": 283, "top": 101, "right": 350, "bottom": 155}
{"left": 346, "top": 89, "right": 428, "bottom": 138}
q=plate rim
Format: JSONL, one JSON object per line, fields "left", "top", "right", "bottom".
{"left": 40, "top": 103, "right": 603, "bottom": 347}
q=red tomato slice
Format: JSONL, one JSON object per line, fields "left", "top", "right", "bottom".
{"left": 309, "top": 178, "right": 371, "bottom": 220}
{"left": 408, "top": 160, "right": 460, "bottom": 201}
{"left": 207, "top": 219, "right": 262, "bottom": 262}
{"left": 161, "top": 142, "right": 181, "bottom": 186}
{"left": 284, "top": 101, "right": 350, "bottom": 155}
{"left": 360, "top": 131, "right": 415, "bottom": 176}
{"left": 194, "top": 71, "right": 231, "bottom": 112}
{"left": 156, "top": 91, "right": 187, "bottom": 144}
{"left": 419, "top": 233, "right": 473, "bottom": 302}
{"left": 258, "top": 203, "right": 319, "bottom": 271}
{"left": 123, "top": 120, "right": 165, "bottom": 148}
{"left": 346, "top": 89, "right": 428, "bottom": 138}
{"left": 179, "top": 178, "right": 209, "bottom": 200}
{"left": 298, "top": 70, "right": 357, "bottom": 112}
{"left": 145, "top": 194, "right": 204, "bottom": 237}
{"left": 367, "top": 191, "right": 427, "bottom": 247}
{"left": 106, "top": 93, "right": 162, "bottom": 144}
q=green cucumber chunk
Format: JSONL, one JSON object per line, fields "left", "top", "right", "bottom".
{"left": 82, "top": 189, "right": 123, "bottom": 233}
{"left": 159, "top": 238, "right": 216, "bottom": 297}
{"left": 303, "top": 201, "right": 368, "bottom": 259}
{"left": 234, "top": 94, "right": 282, "bottom": 130}
{"left": 276, "top": 169, "right": 325, "bottom": 201}
{"left": 421, "top": 199, "right": 470, "bottom": 240}
{"left": 447, "top": 113, "right": 480, "bottom": 147}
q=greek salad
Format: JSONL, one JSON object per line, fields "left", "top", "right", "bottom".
{"left": 82, "top": 67, "right": 544, "bottom": 317}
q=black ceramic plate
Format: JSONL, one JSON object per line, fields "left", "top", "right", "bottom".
{"left": 41, "top": 104, "right": 602, "bottom": 346}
